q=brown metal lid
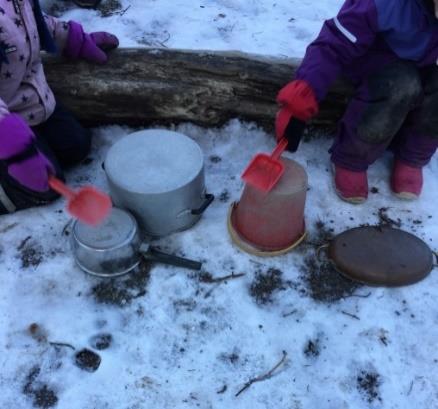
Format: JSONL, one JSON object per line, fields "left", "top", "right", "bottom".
{"left": 328, "top": 226, "right": 434, "bottom": 286}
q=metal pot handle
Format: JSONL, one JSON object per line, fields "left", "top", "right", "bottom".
{"left": 191, "top": 193, "right": 215, "bottom": 215}
{"left": 140, "top": 243, "right": 202, "bottom": 271}
{"left": 316, "top": 243, "right": 330, "bottom": 261}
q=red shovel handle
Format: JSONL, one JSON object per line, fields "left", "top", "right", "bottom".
{"left": 48, "top": 175, "right": 76, "bottom": 201}
{"left": 271, "top": 138, "right": 288, "bottom": 160}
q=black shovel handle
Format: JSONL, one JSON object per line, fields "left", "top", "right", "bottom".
{"left": 143, "top": 247, "right": 202, "bottom": 271}
{"left": 191, "top": 193, "right": 214, "bottom": 215}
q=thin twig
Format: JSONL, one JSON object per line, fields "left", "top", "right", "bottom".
{"left": 344, "top": 292, "right": 372, "bottom": 299}
{"left": 62, "top": 219, "right": 73, "bottom": 236}
{"left": 217, "top": 385, "right": 227, "bottom": 394}
{"left": 202, "top": 272, "right": 245, "bottom": 284}
{"left": 49, "top": 342, "right": 76, "bottom": 350}
{"left": 18, "top": 236, "right": 31, "bottom": 251}
{"left": 341, "top": 311, "right": 360, "bottom": 320}
{"left": 235, "top": 351, "right": 288, "bottom": 397}
{"left": 407, "top": 380, "right": 414, "bottom": 396}
{"left": 0, "top": 222, "right": 18, "bottom": 234}
{"left": 119, "top": 5, "right": 131, "bottom": 16}
{"left": 282, "top": 309, "right": 297, "bottom": 318}
{"left": 105, "top": 4, "right": 131, "bottom": 17}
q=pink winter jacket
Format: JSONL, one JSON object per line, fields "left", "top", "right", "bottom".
{"left": 0, "top": 0, "right": 69, "bottom": 126}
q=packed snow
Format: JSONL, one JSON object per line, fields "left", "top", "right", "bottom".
{"left": 1, "top": 1, "right": 437, "bottom": 409}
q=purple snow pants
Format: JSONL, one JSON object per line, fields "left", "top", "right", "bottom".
{"left": 330, "top": 61, "right": 438, "bottom": 171}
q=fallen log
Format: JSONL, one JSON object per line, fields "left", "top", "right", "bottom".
{"left": 43, "top": 48, "right": 352, "bottom": 130}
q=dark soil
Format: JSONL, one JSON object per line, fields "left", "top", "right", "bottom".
{"left": 218, "top": 351, "right": 240, "bottom": 365}
{"left": 303, "top": 338, "right": 320, "bottom": 358}
{"left": 300, "top": 255, "right": 361, "bottom": 303}
{"left": 17, "top": 236, "right": 43, "bottom": 268}
{"left": 219, "top": 190, "right": 230, "bottom": 203}
{"left": 299, "top": 221, "right": 362, "bottom": 303}
{"left": 33, "top": 386, "right": 58, "bottom": 409}
{"left": 23, "top": 367, "right": 58, "bottom": 409}
{"left": 28, "top": 323, "right": 48, "bottom": 343}
{"left": 89, "top": 333, "right": 112, "bottom": 350}
{"left": 91, "top": 260, "right": 151, "bottom": 306}
{"left": 370, "top": 187, "right": 379, "bottom": 194}
{"left": 357, "top": 370, "right": 382, "bottom": 403}
{"left": 20, "top": 243, "right": 44, "bottom": 268}
{"left": 377, "top": 207, "right": 402, "bottom": 228}
{"left": 250, "top": 268, "right": 286, "bottom": 305}
{"left": 173, "top": 298, "right": 197, "bottom": 313}
{"left": 209, "top": 155, "right": 222, "bottom": 163}
{"left": 75, "top": 349, "right": 101, "bottom": 372}
{"left": 99, "top": 0, "right": 123, "bottom": 17}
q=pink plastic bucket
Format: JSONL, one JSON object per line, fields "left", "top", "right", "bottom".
{"left": 228, "top": 158, "right": 307, "bottom": 254}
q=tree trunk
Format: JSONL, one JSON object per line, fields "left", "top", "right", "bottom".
{"left": 43, "top": 48, "right": 352, "bottom": 130}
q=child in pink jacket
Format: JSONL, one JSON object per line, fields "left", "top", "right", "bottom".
{"left": 0, "top": 0, "right": 118, "bottom": 213}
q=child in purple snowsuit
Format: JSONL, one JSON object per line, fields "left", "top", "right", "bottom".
{"left": 0, "top": 0, "right": 118, "bottom": 214}
{"left": 276, "top": 0, "right": 438, "bottom": 203}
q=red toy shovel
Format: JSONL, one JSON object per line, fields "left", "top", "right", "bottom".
{"left": 48, "top": 175, "right": 112, "bottom": 226}
{"left": 241, "top": 138, "right": 288, "bottom": 192}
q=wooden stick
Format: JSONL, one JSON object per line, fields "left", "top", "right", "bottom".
{"left": 235, "top": 351, "right": 288, "bottom": 397}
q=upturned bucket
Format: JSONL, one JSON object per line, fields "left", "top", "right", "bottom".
{"left": 228, "top": 157, "right": 307, "bottom": 255}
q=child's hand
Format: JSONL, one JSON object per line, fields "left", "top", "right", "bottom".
{"left": 64, "top": 21, "right": 119, "bottom": 64}
{"left": 275, "top": 80, "right": 319, "bottom": 152}
{"left": 0, "top": 114, "right": 55, "bottom": 192}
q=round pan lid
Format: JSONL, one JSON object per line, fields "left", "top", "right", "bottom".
{"left": 105, "top": 129, "right": 204, "bottom": 195}
{"left": 328, "top": 226, "right": 434, "bottom": 286}
{"left": 73, "top": 207, "right": 138, "bottom": 250}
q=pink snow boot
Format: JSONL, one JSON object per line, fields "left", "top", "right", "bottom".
{"left": 391, "top": 160, "right": 423, "bottom": 200}
{"left": 332, "top": 163, "right": 368, "bottom": 204}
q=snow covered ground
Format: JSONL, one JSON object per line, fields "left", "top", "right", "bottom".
{"left": 1, "top": 1, "right": 438, "bottom": 408}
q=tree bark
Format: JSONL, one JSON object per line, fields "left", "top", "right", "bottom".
{"left": 43, "top": 48, "right": 352, "bottom": 129}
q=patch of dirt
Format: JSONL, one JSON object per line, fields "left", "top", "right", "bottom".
{"left": 209, "top": 155, "right": 222, "bottom": 163}
{"left": 300, "top": 255, "right": 361, "bottom": 303}
{"left": 98, "top": 0, "right": 123, "bottom": 17}
{"left": 377, "top": 207, "right": 402, "bottom": 228}
{"left": 89, "top": 333, "right": 112, "bottom": 350}
{"left": 298, "top": 221, "right": 362, "bottom": 303}
{"left": 18, "top": 237, "right": 44, "bottom": 268}
{"left": 173, "top": 299, "right": 197, "bottom": 313}
{"left": 75, "top": 349, "right": 101, "bottom": 372}
{"left": 28, "top": 323, "right": 48, "bottom": 343}
{"left": 218, "top": 351, "right": 240, "bottom": 365}
{"left": 307, "top": 220, "right": 335, "bottom": 247}
{"left": 250, "top": 268, "right": 286, "bottom": 305}
{"left": 23, "top": 367, "right": 58, "bottom": 409}
{"left": 219, "top": 190, "right": 230, "bottom": 203}
{"left": 303, "top": 338, "right": 320, "bottom": 358}
{"left": 91, "top": 261, "right": 151, "bottom": 306}
{"left": 357, "top": 370, "right": 382, "bottom": 403}
{"left": 32, "top": 386, "right": 58, "bottom": 409}
{"left": 370, "top": 187, "right": 379, "bottom": 194}
{"left": 47, "top": 1, "right": 75, "bottom": 17}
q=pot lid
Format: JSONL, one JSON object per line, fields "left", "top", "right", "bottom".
{"left": 105, "top": 129, "right": 204, "bottom": 194}
{"left": 73, "top": 208, "right": 137, "bottom": 250}
{"left": 327, "top": 226, "right": 434, "bottom": 286}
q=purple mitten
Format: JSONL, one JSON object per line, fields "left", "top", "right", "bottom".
{"left": 0, "top": 114, "right": 55, "bottom": 192}
{"left": 64, "top": 21, "right": 119, "bottom": 64}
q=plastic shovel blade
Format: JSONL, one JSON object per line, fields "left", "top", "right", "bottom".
{"left": 49, "top": 175, "right": 112, "bottom": 226}
{"left": 241, "top": 154, "right": 285, "bottom": 192}
{"left": 67, "top": 187, "right": 112, "bottom": 226}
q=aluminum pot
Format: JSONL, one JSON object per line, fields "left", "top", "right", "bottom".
{"left": 104, "top": 129, "right": 214, "bottom": 237}
{"left": 71, "top": 208, "right": 202, "bottom": 277}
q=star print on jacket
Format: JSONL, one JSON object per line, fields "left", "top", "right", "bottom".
{"left": 0, "top": 0, "right": 70, "bottom": 126}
